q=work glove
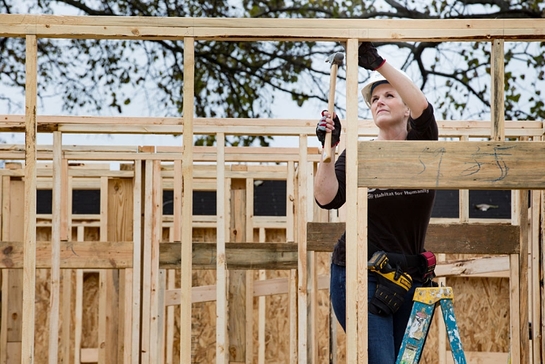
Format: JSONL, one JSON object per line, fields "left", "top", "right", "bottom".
{"left": 358, "top": 42, "right": 386, "bottom": 71}
{"left": 316, "top": 110, "right": 341, "bottom": 148}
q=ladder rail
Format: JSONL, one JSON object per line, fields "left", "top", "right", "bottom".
{"left": 396, "top": 286, "right": 467, "bottom": 364}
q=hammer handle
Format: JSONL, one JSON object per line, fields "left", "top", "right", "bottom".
{"left": 323, "top": 63, "right": 339, "bottom": 163}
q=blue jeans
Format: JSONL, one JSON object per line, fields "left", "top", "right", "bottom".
{"left": 330, "top": 263, "right": 419, "bottom": 364}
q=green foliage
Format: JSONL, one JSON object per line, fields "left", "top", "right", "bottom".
{"left": 0, "top": 0, "right": 544, "bottom": 146}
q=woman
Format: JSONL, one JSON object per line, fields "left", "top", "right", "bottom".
{"left": 314, "top": 43, "right": 438, "bottom": 363}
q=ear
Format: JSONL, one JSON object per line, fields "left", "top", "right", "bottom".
{"left": 404, "top": 106, "right": 410, "bottom": 117}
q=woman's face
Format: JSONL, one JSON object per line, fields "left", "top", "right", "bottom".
{"left": 370, "top": 83, "right": 410, "bottom": 129}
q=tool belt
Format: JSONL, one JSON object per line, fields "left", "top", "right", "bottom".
{"left": 367, "top": 247, "right": 437, "bottom": 317}
{"left": 368, "top": 251, "right": 412, "bottom": 316}
{"left": 368, "top": 243, "right": 437, "bottom": 283}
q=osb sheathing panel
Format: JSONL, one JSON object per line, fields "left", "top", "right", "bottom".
{"left": 30, "top": 227, "right": 510, "bottom": 363}
{"left": 420, "top": 276, "right": 510, "bottom": 363}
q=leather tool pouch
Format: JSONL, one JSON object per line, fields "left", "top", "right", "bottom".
{"left": 369, "top": 265, "right": 413, "bottom": 317}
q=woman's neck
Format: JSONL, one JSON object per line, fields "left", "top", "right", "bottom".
{"left": 376, "top": 127, "right": 408, "bottom": 141}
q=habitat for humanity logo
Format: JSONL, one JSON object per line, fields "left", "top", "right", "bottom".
{"left": 368, "top": 188, "right": 429, "bottom": 199}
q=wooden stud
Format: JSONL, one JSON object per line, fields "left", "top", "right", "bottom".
{"left": 131, "top": 161, "right": 143, "bottom": 363}
{"left": 344, "top": 38, "right": 362, "bottom": 362}
{"left": 149, "top": 160, "right": 163, "bottom": 362}
{"left": 60, "top": 165, "right": 72, "bottom": 363}
{"left": 180, "top": 36, "right": 195, "bottom": 364}
{"left": 286, "top": 161, "right": 298, "bottom": 363}
{"left": 48, "top": 131, "right": 62, "bottom": 364}
{"left": 166, "top": 160, "right": 182, "bottom": 364}
{"left": 122, "top": 268, "right": 133, "bottom": 364}
{"left": 216, "top": 132, "right": 228, "bottom": 363}
{"left": 245, "top": 177, "right": 254, "bottom": 364}
{"left": 307, "top": 241, "right": 317, "bottom": 363}
{"left": 108, "top": 177, "right": 135, "bottom": 363}
{"left": 509, "top": 253, "right": 521, "bottom": 363}
{"left": 22, "top": 34, "right": 38, "bottom": 364}
{"left": 306, "top": 156, "right": 317, "bottom": 363}
{"left": 297, "top": 134, "right": 308, "bottom": 364}
{"left": 228, "top": 177, "right": 248, "bottom": 362}
{"left": 356, "top": 187, "right": 368, "bottom": 363}
{"left": 141, "top": 158, "right": 154, "bottom": 363}
{"left": 257, "top": 228, "right": 266, "bottom": 364}
{"left": 0, "top": 175, "right": 12, "bottom": 364}
{"left": 541, "top": 191, "right": 545, "bottom": 363}
{"left": 517, "top": 189, "right": 529, "bottom": 364}
{"left": 491, "top": 39, "right": 505, "bottom": 141}
{"left": 530, "top": 189, "right": 541, "bottom": 364}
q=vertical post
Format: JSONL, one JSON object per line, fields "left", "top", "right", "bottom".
{"left": 99, "top": 176, "right": 119, "bottom": 364}
{"left": 228, "top": 176, "right": 248, "bottom": 362}
{"left": 286, "top": 161, "right": 298, "bottom": 363}
{"left": 344, "top": 38, "right": 365, "bottom": 362}
{"left": 297, "top": 134, "right": 308, "bottom": 364}
{"left": 0, "top": 176, "right": 8, "bottom": 363}
{"left": 491, "top": 39, "right": 505, "bottom": 141}
{"left": 245, "top": 177, "right": 254, "bottom": 364}
{"left": 22, "top": 34, "right": 38, "bottom": 364}
{"left": 1, "top": 176, "right": 25, "bottom": 363}
{"left": 517, "top": 189, "right": 529, "bottom": 364}
{"left": 108, "top": 177, "right": 135, "bottom": 363}
{"left": 60, "top": 158, "right": 71, "bottom": 364}
{"left": 530, "top": 189, "right": 542, "bottom": 364}
{"left": 141, "top": 154, "right": 154, "bottom": 364}
{"left": 541, "top": 190, "right": 545, "bottom": 363}
{"left": 149, "top": 161, "right": 163, "bottom": 361}
{"left": 257, "top": 228, "right": 266, "bottom": 364}
{"left": 491, "top": 38, "right": 529, "bottom": 364}
{"left": 180, "top": 36, "right": 195, "bottom": 364}
{"left": 131, "top": 160, "right": 143, "bottom": 363}
{"left": 216, "top": 132, "right": 228, "bottom": 363}
{"left": 307, "top": 158, "right": 317, "bottom": 363}
{"left": 166, "top": 160, "right": 183, "bottom": 364}
{"left": 49, "top": 131, "right": 62, "bottom": 364}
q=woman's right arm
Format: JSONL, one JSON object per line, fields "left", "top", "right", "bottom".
{"left": 314, "top": 111, "right": 341, "bottom": 205}
{"left": 314, "top": 151, "right": 339, "bottom": 206}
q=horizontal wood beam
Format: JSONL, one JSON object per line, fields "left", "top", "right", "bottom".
{"left": 165, "top": 255, "right": 509, "bottom": 304}
{"left": 0, "top": 15, "right": 544, "bottom": 42}
{"left": 307, "top": 222, "right": 520, "bottom": 254}
{"left": 161, "top": 242, "right": 301, "bottom": 270}
{"left": 0, "top": 115, "right": 543, "bottom": 137}
{"left": 0, "top": 241, "right": 304, "bottom": 269}
{"left": 359, "top": 141, "right": 545, "bottom": 190}
{"left": 0, "top": 241, "right": 133, "bottom": 269}
{"left": 0, "top": 220, "right": 519, "bottom": 269}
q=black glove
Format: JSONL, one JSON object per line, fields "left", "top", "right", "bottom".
{"left": 316, "top": 110, "right": 341, "bottom": 148}
{"left": 358, "top": 42, "right": 386, "bottom": 71}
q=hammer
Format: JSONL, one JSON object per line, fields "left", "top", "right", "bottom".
{"left": 323, "top": 52, "right": 344, "bottom": 162}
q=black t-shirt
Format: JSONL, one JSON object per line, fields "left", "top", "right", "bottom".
{"left": 317, "top": 103, "right": 438, "bottom": 273}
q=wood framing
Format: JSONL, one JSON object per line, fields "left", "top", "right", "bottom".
{"left": 0, "top": 14, "right": 543, "bottom": 364}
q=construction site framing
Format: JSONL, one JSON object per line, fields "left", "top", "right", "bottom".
{"left": 0, "top": 14, "right": 544, "bottom": 364}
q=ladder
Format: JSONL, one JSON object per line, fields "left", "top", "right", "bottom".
{"left": 396, "top": 286, "right": 467, "bottom": 364}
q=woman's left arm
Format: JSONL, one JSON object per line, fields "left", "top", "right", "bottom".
{"left": 376, "top": 62, "right": 429, "bottom": 119}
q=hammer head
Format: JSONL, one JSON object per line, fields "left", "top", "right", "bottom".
{"left": 326, "top": 52, "right": 344, "bottom": 67}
